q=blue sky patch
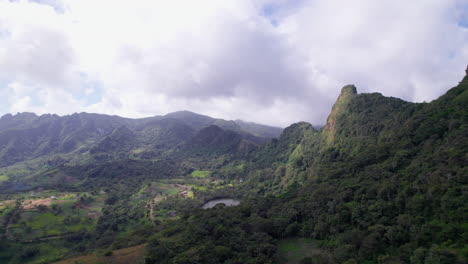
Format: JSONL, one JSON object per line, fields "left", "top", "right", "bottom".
{"left": 457, "top": 2, "right": 468, "bottom": 28}
{"left": 79, "top": 76, "right": 104, "bottom": 106}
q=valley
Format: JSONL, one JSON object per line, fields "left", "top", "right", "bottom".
{"left": 0, "top": 72, "right": 466, "bottom": 263}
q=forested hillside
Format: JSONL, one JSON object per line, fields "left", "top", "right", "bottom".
{"left": 145, "top": 73, "right": 468, "bottom": 263}
{"left": 0, "top": 72, "right": 466, "bottom": 264}
{"left": 0, "top": 111, "right": 280, "bottom": 263}
{"left": 0, "top": 111, "right": 280, "bottom": 193}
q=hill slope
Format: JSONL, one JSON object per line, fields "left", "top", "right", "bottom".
{"left": 0, "top": 111, "right": 281, "bottom": 193}
{"left": 145, "top": 71, "right": 468, "bottom": 264}
{"left": 0, "top": 71, "right": 466, "bottom": 264}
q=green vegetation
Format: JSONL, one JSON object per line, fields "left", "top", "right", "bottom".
{"left": 0, "top": 174, "right": 8, "bottom": 184}
{"left": 5, "top": 192, "right": 103, "bottom": 243}
{"left": 52, "top": 244, "right": 146, "bottom": 264}
{"left": 277, "top": 238, "right": 321, "bottom": 264}
{"left": 144, "top": 74, "right": 468, "bottom": 263}
{"left": 0, "top": 73, "right": 466, "bottom": 264}
{"left": 191, "top": 170, "right": 211, "bottom": 178}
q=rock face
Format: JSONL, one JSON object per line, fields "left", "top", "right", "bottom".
{"left": 340, "top": 84, "right": 358, "bottom": 95}
{"left": 324, "top": 85, "right": 358, "bottom": 144}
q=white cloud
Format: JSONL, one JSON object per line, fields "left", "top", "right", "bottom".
{"left": 279, "top": 0, "right": 468, "bottom": 102}
{"left": 0, "top": 0, "right": 467, "bottom": 127}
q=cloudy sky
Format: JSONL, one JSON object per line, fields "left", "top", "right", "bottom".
{"left": 0, "top": 0, "right": 467, "bottom": 127}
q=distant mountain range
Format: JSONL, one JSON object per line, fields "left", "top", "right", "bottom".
{"left": 0, "top": 110, "right": 282, "bottom": 168}
{"left": 0, "top": 110, "right": 282, "bottom": 193}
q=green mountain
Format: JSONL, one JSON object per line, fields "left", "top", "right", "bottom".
{"left": 0, "top": 111, "right": 281, "bottom": 166}
{"left": 164, "top": 110, "right": 283, "bottom": 138}
{"left": 144, "top": 73, "right": 467, "bottom": 264}
{"left": 0, "top": 111, "right": 281, "bottom": 193}
{"left": 0, "top": 71, "right": 466, "bottom": 264}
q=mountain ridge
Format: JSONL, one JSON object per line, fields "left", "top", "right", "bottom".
{"left": 143, "top": 70, "right": 468, "bottom": 264}
{"left": 0, "top": 69, "right": 466, "bottom": 264}
{"left": 0, "top": 110, "right": 283, "bottom": 138}
{"left": 0, "top": 111, "right": 283, "bottom": 168}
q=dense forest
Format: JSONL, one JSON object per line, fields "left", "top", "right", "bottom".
{"left": 143, "top": 74, "right": 468, "bottom": 263}
{"left": 0, "top": 71, "right": 466, "bottom": 264}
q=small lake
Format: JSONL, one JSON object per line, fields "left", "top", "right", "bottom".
{"left": 202, "top": 198, "right": 240, "bottom": 209}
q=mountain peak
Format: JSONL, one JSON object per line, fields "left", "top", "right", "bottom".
{"left": 341, "top": 84, "right": 357, "bottom": 95}
{"left": 323, "top": 85, "right": 358, "bottom": 144}
{"left": 461, "top": 65, "right": 468, "bottom": 84}
{"left": 164, "top": 110, "right": 209, "bottom": 119}
{"left": 0, "top": 113, "right": 13, "bottom": 120}
{"left": 335, "top": 85, "right": 358, "bottom": 108}
{"left": 14, "top": 112, "right": 38, "bottom": 119}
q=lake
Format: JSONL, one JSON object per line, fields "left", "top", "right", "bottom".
{"left": 202, "top": 198, "right": 240, "bottom": 209}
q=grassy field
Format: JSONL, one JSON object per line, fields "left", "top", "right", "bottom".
{"left": 9, "top": 207, "right": 94, "bottom": 241}
{"left": 52, "top": 244, "right": 146, "bottom": 264}
{"left": 30, "top": 241, "right": 70, "bottom": 264}
{"left": 158, "top": 178, "right": 213, "bottom": 191}
{"left": 0, "top": 201, "right": 16, "bottom": 228}
{"left": 0, "top": 174, "right": 8, "bottom": 184}
{"left": 190, "top": 170, "right": 211, "bottom": 178}
{"left": 136, "top": 181, "right": 189, "bottom": 200}
{"left": 0, "top": 200, "right": 15, "bottom": 209}
{"left": 6, "top": 191, "right": 105, "bottom": 241}
{"left": 0, "top": 239, "right": 72, "bottom": 264}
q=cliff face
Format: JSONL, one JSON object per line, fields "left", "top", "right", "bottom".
{"left": 324, "top": 85, "right": 357, "bottom": 144}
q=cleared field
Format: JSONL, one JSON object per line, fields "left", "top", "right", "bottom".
{"left": 137, "top": 181, "right": 193, "bottom": 200}
{"left": 9, "top": 209, "right": 93, "bottom": 241}
{"left": 0, "top": 174, "right": 8, "bottom": 184}
{"left": 52, "top": 244, "right": 146, "bottom": 264}
{"left": 6, "top": 191, "right": 105, "bottom": 241}
{"left": 0, "top": 200, "right": 15, "bottom": 209}
{"left": 190, "top": 170, "right": 211, "bottom": 178}
{"left": 22, "top": 198, "right": 53, "bottom": 209}
{"left": 137, "top": 180, "right": 194, "bottom": 222}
